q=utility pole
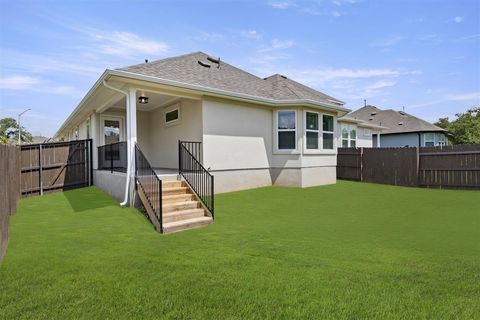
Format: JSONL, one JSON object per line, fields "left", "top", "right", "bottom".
{"left": 18, "top": 108, "right": 31, "bottom": 145}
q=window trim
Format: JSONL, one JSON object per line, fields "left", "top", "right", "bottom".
{"left": 274, "top": 109, "right": 299, "bottom": 154}
{"left": 302, "top": 110, "right": 336, "bottom": 154}
{"left": 164, "top": 103, "right": 181, "bottom": 126}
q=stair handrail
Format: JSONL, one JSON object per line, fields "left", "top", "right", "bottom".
{"left": 135, "top": 144, "right": 163, "bottom": 232}
{"left": 178, "top": 141, "right": 214, "bottom": 219}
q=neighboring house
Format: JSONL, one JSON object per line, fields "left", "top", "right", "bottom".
{"left": 30, "top": 136, "right": 49, "bottom": 144}
{"left": 345, "top": 105, "right": 449, "bottom": 147}
{"left": 337, "top": 116, "right": 387, "bottom": 148}
{"left": 54, "top": 51, "right": 350, "bottom": 231}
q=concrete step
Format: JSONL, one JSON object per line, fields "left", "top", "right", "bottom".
{"left": 163, "top": 200, "right": 199, "bottom": 213}
{"left": 163, "top": 208, "right": 205, "bottom": 223}
{"left": 163, "top": 216, "right": 213, "bottom": 234}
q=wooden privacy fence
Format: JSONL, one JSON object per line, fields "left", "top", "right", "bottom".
{"left": 337, "top": 145, "right": 480, "bottom": 189}
{"left": 0, "top": 144, "right": 21, "bottom": 261}
{"left": 21, "top": 139, "right": 93, "bottom": 197}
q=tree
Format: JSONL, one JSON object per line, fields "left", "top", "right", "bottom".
{"left": 0, "top": 117, "right": 33, "bottom": 144}
{"left": 435, "top": 107, "right": 480, "bottom": 144}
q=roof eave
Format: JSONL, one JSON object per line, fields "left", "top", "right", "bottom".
{"left": 55, "top": 69, "right": 351, "bottom": 137}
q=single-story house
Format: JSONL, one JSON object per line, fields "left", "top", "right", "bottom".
{"left": 54, "top": 51, "right": 350, "bottom": 232}
{"left": 343, "top": 105, "right": 449, "bottom": 148}
{"left": 337, "top": 116, "right": 387, "bottom": 148}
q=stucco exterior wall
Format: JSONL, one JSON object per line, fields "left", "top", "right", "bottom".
{"left": 145, "top": 98, "right": 202, "bottom": 168}
{"left": 202, "top": 99, "right": 338, "bottom": 191}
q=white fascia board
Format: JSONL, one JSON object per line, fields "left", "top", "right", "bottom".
{"left": 108, "top": 69, "right": 351, "bottom": 114}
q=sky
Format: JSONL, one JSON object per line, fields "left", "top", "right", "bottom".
{"left": 1, "top": 0, "right": 479, "bottom": 137}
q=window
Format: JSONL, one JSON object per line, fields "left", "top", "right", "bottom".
{"left": 277, "top": 111, "right": 296, "bottom": 150}
{"left": 306, "top": 112, "right": 319, "bottom": 149}
{"left": 322, "top": 115, "right": 334, "bottom": 150}
{"left": 437, "top": 133, "right": 447, "bottom": 147}
{"left": 341, "top": 124, "right": 357, "bottom": 147}
{"left": 424, "top": 133, "right": 435, "bottom": 147}
{"left": 165, "top": 109, "right": 179, "bottom": 123}
{"left": 364, "top": 128, "right": 372, "bottom": 137}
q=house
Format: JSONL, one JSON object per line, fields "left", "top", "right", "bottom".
{"left": 343, "top": 105, "right": 449, "bottom": 147}
{"left": 337, "top": 116, "right": 386, "bottom": 148}
{"left": 54, "top": 51, "right": 350, "bottom": 232}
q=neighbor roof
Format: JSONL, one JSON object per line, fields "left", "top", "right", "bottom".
{"left": 346, "top": 105, "right": 445, "bottom": 134}
{"left": 118, "top": 51, "right": 344, "bottom": 106}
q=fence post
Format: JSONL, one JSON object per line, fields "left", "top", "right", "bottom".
{"left": 39, "top": 144, "right": 43, "bottom": 196}
{"left": 360, "top": 147, "right": 364, "bottom": 182}
{"left": 416, "top": 147, "right": 420, "bottom": 187}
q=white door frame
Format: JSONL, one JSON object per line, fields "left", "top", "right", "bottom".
{"left": 99, "top": 114, "right": 125, "bottom": 146}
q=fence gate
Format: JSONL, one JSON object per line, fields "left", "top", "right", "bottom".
{"left": 20, "top": 139, "right": 93, "bottom": 197}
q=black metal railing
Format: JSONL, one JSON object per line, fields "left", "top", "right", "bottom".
{"left": 179, "top": 141, "right": 214, "bottom": 218}
{"left": 97, "top": 141, "right": 127, "bottom": 173}
{"left": 135, "top": 144, "right": 163, "bottom": 232}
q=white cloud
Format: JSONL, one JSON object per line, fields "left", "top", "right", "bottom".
{"left": 370, "top": 36, "right": 404, "bottom": 47}
{"left": 332, "top": 0, "right": 361, "bottom": 5}
{"left": 270, "top": 38, "right": 294, "bottom": 49}
{"left": 0, "top": 75, "right": 41, "bottom": 90}
{"left": 445, "top": 92, "right": 480, "bottom": 101}
{"left": 267, "top": 1, "right": 295, "bottom": 9}
{"left": 331, "top": 10, "right": 341, "bottom": 17}
{"left": 90, "top": 31, "right": 169, "bottom": 57}
{"left": 0, "top": 74, "right": 83, "bottom": 97}
{"left": 453, "top": 16, "right": 464, "bottom": 23}
{"left": 240, "top": 30, "right": 262, "bottom": 40}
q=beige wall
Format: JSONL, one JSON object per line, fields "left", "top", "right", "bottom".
{"left": 142, "top": 98, "right": 202, "bottom": 168}
{"left": 202, "top": 99, "right": 338, "bottom": 191}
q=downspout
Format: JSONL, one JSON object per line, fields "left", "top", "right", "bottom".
{"left": 102, "top": 79, "right": 131, "bottom": 206}
{"left": 417, "top": 132, "right": 421, "bottom": 147}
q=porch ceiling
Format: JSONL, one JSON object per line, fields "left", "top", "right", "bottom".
{"left": 104, "top": 91, "right": 182, "bottom": 112}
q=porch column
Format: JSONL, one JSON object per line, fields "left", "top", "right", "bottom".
{"left": 376, "top": 132, "right": 381, "bottom": 147}
{"left": 127, "top": 88, "right": 137, "bottom": 207}
{"left": 90, "top": 113, "right": 98, "bottom": 170}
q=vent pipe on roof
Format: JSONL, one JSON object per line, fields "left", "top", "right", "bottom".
{"left": 145, "top": 59, "right": 148, "bottom": 63}
{"left": 364, "top": 99, "right": 367, "bottom": 107}
{"left": 198, "top": 60, "right": 211, "bottom": 68}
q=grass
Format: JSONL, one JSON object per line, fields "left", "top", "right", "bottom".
{"left": 0, "top": 181, "right": 479, "bottom": 319}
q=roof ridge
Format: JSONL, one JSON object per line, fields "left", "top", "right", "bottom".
{"left": 117, "top": 51, "right": 204, "bottom": 71}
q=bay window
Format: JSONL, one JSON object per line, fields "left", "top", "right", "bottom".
{"left": 306, "top": 112, "right": 319, "bottom": 149}
{"left": 322, "top": 115, "right": 334, "bottom": 149}
{"left": 277, "top": 110, "right": 296, "bottom": 150}
{"left": 424, "top": 133, "right": 435, "bottom": 147}
{"left": 304, "top": 111, "right": 335, "bottom": 151}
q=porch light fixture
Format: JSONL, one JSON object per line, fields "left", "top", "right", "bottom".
{"left": 138, "top": 96, "right": 149, "bottom": 104}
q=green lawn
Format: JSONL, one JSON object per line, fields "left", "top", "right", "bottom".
{"left": 0, "top": 182, "right": 479, "bottom": 319}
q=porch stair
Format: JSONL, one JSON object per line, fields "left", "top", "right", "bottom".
{"left": 137, "top": 180, "right": 213, "bottom": 234}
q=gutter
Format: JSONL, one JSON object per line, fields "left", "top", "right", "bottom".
{"left": 101, "top": 79, "right": 131, "bottom": 207}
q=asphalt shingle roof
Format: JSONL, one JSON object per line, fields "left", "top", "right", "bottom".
{"left": 346, "top": 105, "right": 445, "bottom": 134}
{"left": 118, "top": 51, "right": 342, "bottom": 105}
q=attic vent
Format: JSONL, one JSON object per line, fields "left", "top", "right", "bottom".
{"left": 280, "top": 75, "right": 287, "bottom": 79}
{"left": 198, "top": 60, "right": 211, "bottom": 68}
{"left": 369, "top": 117, "right": 374, "bottom": 120}
{"left": 371, "top": 111, "right": 377, "bottom": 115}
{"left": 399, "top": 111, "right": 406, "bottom": 115}
{"left": 398, "top": 122, "right": 404, "bottom": 125}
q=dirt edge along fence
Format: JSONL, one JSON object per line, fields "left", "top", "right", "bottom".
{"left": 0, "top": 144, "right": 21, "bottom": 262}
{"left": 20, "top": 139, "right": 93, "bottom": 197}
{"left": 337, "top": 145, "right": 480, "bottom": 189}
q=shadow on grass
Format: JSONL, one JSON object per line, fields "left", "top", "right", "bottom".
{"left": 62, "top": 186, "right": 118, "bottom": 212}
